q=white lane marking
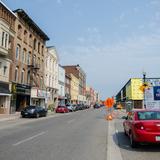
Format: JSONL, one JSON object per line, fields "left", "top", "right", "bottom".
{"left": 67, "top": 119, "right": 75, "bottom": 124}
{"left": 13, "top": 131, "right": 47, "bottom": 146}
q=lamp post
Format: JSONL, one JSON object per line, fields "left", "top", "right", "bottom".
{"left": 143, "top": 71, "right": 146, "bottom": 109}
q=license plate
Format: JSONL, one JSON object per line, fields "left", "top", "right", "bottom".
{"left": 155, "top": 136, "right": 160, "bottom": 141}
{"left": 25, "top": 113, "right": 28, "bottom": 115}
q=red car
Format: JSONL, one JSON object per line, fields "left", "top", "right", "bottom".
{"left": 55, "top": 106, "right": 69, "bottom": 113}
{"left": 123, "top": 109, "right": 160, "bottom": 148}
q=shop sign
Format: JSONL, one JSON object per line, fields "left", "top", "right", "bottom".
{"left": 16, "top": 84, "right": 31, "bottom": 95}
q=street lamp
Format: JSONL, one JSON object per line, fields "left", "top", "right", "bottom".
{"left": 143, "top": 71, "right": 146, "bottom": 109}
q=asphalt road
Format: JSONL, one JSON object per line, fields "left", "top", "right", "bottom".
{"left": 115, "top": 112, "right": 160, "bottom": 160}
{"left": 0, "top": 108, "right": 108, "bottom": 160}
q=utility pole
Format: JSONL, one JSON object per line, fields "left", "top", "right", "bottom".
{"left": 143, "top": 72, "right": 146, "bottom": 109}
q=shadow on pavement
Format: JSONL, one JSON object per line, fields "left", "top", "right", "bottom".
{"left": 113, "top": 131, "right": 160, "bottom": 152}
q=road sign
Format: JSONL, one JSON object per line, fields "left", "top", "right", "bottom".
{"left": 104, "top": 98, "right": 114, "bottom": 108}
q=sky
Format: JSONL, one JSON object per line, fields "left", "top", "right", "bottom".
{"left": 2, "top": 0, "right": 160, "bottom": 99}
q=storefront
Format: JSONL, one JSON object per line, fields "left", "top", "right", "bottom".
{"left": 31, "top": 88, "right": 48, "bottom": 108}
{"left": 11, "top": 83, "right": 31, "bottom": 113}
{"left": 0, "top": 82, "right": 11, "bottom": 114}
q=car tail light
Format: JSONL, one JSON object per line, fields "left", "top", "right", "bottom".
{"left": 134, "top": 122, "right": 145, "bottom": 130}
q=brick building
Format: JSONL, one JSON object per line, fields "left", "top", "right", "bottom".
{"left": 10, "top": 9, "right": 49, "bottom": 112}
{"left": 0, "top": 2, "right": 16, "bottom": 114}
{"left": 63, "top": 64, "right": 86, "bottom": 104}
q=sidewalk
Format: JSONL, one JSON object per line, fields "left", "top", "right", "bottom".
{"left": 0, "top": 111, "right": 55, "bottom": 122}
{"left": 0, "top": 112, "right": 21, "bottom": 122}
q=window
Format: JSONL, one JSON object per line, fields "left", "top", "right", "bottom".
{"left": 38, "top": 42, "right": 40, "bottom": 53}
{"left": 33, "top": 55, "right": 36, "bottom": 66}
{"left": 33, "top": 38, "right": 37, "bottom": 50}
{"left": 17, "top": 25, "right": 22, "bottom": 38}
{"left": 16, "top": 44, "right": 21, "bottom": 60}
{"left": 1, "top": 32, "right": 5, "bottom": 47}
{"left": 27, "top": 71, "right": 30, "bottom": 84}
{"left": 29, "top": 34, "right": 32, "bottom": 46}
{"left": 41, "top": 45, "right": 44, "bottom": 55}
{"left": 22, "top": 48, "right": 26, "bottom": 63}
{"left": 5, "top": 34, "right": 8, "bottom": 48}
{"left": 24, "top": 30, "right": 28, "bottom": 43}
{"left": 27, "top": 52, "right": 31, "bottom": 65}
{"left": 3, "top": 66, "right": 7, "bottom": 75}
{"left": 1, "top": 32, "right": 9, "bottom": 49}
{"left": 15, "top": 67, "right": 18, "bottom": 82}
{"left": 21, "top": 69, "right": 25, "bottom": 84}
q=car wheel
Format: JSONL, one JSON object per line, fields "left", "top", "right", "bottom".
{"left": 130, "top": 132, "right": 138, "bottom": 148}
{"left": 36, "top": 113, "right": 40, "bottom": 118}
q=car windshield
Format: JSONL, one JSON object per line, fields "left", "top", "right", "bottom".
{"left": 25, "top": 106, "right": 36, "bottom": 110}
{"left": 137, "top": 111, "right": 160, "bottom": 120}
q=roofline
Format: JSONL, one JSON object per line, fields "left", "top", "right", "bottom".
{"left": 1, "top": 1, "right": 16, "bottom": 18}
{"left": 13, "top": 9, "right": 49, "bottom": 41}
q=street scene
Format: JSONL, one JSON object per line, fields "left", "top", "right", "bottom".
{"left": 1, "top": 0, "right": 160, "bottom": 160}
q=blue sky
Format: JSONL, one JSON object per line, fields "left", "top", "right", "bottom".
{"left": 3, "top": 0, "right": 160, "bottom": 99}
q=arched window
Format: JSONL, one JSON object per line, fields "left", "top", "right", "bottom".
{"left": 27, "top": 70, "right": 30, "bottom": 84}
{"left": 33, "top": 38, "right": 37, "bottom": 50}
{"left": 24, "top": 30, "right": 28, "bottom": 43}
{"left": 41, "top": 45, "right": 44, "bottom": 56}
{"left": 22, "top": 48, "right": 26, "bottom": 63}
{"left": 27, "top": 51, "right": 31, "bottom": 65}
{"left": 33, "top": 55, "right": 36, "bottom": 66}
{"left": 16, "top": 44, "right": 21, "bottom": 60}
{"left": 38, "top": 42, "right": 40, "bottom": 53}
{"left": 29, "top": 34, "right": 32, "bottom": 47}
{"left": 21, "top": 69, "right": 25, "bottom": 84}
{"left": 17, "top": 24, "right": 22, "bottom": 38}
{"left": 15, "top": 67, "right": 19, "bottom": 82}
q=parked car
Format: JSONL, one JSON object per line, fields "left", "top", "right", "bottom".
{"left": 75, "top": 104, "right": 83, "bottom": 111}
{"left": 66, "top": 104, "right": 74, "bottom": 112}
{"left": 21, "top": 106, "right": 47, "bottom": 118}
{"left": 55, "top": 105, "right": 69, "bottom": 113}
{"left": 123, "top": 109, "right": 160, "bottom": 148}
{"left": 93, "top": 104, "right": 101, "bottom": 109}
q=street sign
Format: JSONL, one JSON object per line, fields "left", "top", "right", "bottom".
{"left": 104, "top": 98, "right": 114, "bottom": 108}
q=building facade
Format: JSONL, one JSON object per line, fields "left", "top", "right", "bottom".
{"left": 63, "top": 64, "right": 86, "bottom": 104}
{"left": 0, "top": 2, "right": 16, "bottom": 114}
{"left": 70, "top": 73, "right": 79, "bottom": 104}
{"left": 65, "top": 73, "right": 71, "bottom": 104}
{"left": 45, "top": 46, "right": 59, "bottom": 110}
{"left": 116, "top": 78, "right": 144, "bottom": 109}
{"left": 58, "top": 65, "right": 65, "bottom": 105}
{"left": 10, "top": 9, "right": 49, "bottom": 112}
